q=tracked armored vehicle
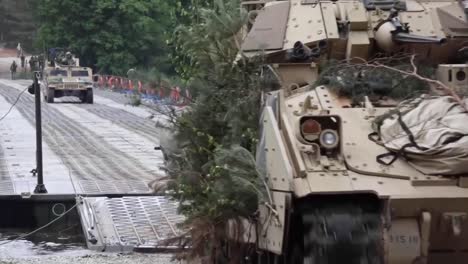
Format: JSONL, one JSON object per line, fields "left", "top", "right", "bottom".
{"left": 42, "top": 48, "right": 94, "bottom": 103}
{"left": 240, "top": 0, "right": 468, "bottom": 263}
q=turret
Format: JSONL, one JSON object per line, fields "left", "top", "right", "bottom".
{"left": 374, "top": 9, "right": 446, "bottom": 52}
{"left": 241, "top": 0, "right": 467, "bottom": 64}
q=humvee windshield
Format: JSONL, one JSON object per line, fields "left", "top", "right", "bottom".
{"left": 50, "top": 69, "right": 67, "bottom": 76}
{"left": 71, "top": 70, "right": 89, "bottom": 77}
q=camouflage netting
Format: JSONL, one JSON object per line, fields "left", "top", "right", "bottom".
{"left": 316, "top": 59, "right": 435, "bottom": 103}
{"left": 372, "top": 95, "right": 468, "bottom": 176}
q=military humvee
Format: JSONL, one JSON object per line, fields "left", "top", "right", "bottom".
{"left": 42, "top": 49, "right": 94, "bottom": 104}
{"left": 239, "top": 0, "right": 468, "bottom": 263}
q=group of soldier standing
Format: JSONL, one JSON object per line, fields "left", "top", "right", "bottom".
{"left": 27, "top": 55, "right": 45, "bottom": 71}
{"left": 10, "top": 43, "right": 45, "bottom": 80}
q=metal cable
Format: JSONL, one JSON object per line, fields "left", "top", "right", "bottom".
{"left": 0, "top": 86, "right": 28, "bottom": 122}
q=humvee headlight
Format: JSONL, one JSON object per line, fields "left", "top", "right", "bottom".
{"left": 319, "top": 129, "right": 339, "bottom": 149}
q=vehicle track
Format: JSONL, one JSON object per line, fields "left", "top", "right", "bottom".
{"left": 79, "top": 104, "right": 160, "bottom": 144}
{"left": 11, "top": 99, "right": 110, "bottom": 180}
{"left": 45, "top": 107, "right": 153, "bottom": 180}
{"left": 299, "top": 199, "right": 383, "bottom": 264}
{"left": 0, "top": 84, "right": 158, "bottom": 182}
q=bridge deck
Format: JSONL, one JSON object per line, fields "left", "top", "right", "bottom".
{"left": 77, "top": 196, "right": 185, "bottom": 252}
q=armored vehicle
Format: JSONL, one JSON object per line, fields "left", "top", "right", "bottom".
{"left": 42, "top": 48, "right": 94, "bottom": 103}
{"left": 240, "top": 0, "right": 468, "bottom": 263}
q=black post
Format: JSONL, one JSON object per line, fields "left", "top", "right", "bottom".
{"left": 33, "top": 72, "right": 47, "bottom": 194}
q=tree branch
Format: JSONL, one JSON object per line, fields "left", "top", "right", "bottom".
{"left": 344, "top": 55, "right": 465, "bottom": 109}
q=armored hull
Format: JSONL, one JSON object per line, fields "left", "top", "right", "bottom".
{"left": 242, "top": 0, "right": 468, "bottom": 263}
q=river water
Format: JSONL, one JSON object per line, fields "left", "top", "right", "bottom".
{"left": 0, "top": 228, "right": 92, "bottom": 258}
{"left": 0, "top": 229, "right": 180, "bottom": 264}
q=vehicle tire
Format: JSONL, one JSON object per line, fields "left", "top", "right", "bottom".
{"left": 86, "top": 89, "right": 93, "bottom": 104}
{"left": 79, "top": 90, "right": 86, "bottom": 103}
{"left": 47, "top": 88, "right": 54, "bottom": 103}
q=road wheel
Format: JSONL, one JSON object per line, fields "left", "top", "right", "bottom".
{"left": 47, "top": 88, "right": 54, "bottom": 103}
{"left": 86, "top": 89, "right": 93, "bottom": 104}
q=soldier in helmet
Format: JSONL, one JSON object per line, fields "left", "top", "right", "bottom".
{"left": 65, "top": 51, "right": 75, "bottom": 66}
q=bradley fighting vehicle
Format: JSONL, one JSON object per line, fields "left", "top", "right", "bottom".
{"left": 42, "top": 48, "right": 94, "bottom": 103}
{"left": 239, "top": 0, "right": 468, "bottom": 263}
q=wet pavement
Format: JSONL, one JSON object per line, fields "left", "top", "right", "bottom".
{"left": 0, "top": 78, "right": 166, "bottom": 195}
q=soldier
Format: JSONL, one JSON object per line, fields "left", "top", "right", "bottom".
{"left": 38, "top": 54, "right": 45, "bottom": 70}
{"left": 20, "top": 52, "right": 25, "bottom": 68}
{"left": 29, "top": 56, "right": 35, "bottom": 71}
{"left": 56, "top": 51, "right": 67, "bottom": 65}
{"left": 10, "top": 61, "right": 17, "bottom": 80}
{"left": 49, "top": 48, "right": 57, "bottom": 67}
{"left": 33, "top": 56, "right": 39, "bottom": 71}
{"left": 65, "top": 52, "right": 75, "bottom": 65}
{"left": 16, "top": 43, "right": 21, "bottom": 57}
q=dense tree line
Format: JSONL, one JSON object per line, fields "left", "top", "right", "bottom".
{"left": 0, "top": 0, "right": 38, "bottom": 51}
{"left": 36, "top": 0, "right": 174, "bottom": 75}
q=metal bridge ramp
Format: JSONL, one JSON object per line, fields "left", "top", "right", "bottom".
{"left": 77, "top": 196, "right": 185, "bottom": 252}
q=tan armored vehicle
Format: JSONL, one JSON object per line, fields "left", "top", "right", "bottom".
{"left": 240, "top": 0, "right": 468, "bottom": 263}
{"left": 42, "top": 50, "right": 94, "bottom": 103}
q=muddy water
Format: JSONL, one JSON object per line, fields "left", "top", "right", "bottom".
{"left": 0, "top": 228, "right": 93, "bottom": 258}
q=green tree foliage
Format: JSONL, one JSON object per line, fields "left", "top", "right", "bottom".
{"left": 0, "top": 0, "right": 38, "bottom": 51}
{"left": 166, "top": 0, "right": 213, "bottom": 82}
{"left": 36, "top": 0, "right": 172, "bottom": 75}
{"left": 161, "top": 0, "right": 267, "bottom": 261}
